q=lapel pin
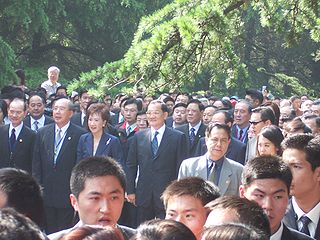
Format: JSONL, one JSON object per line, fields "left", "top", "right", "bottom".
{"left": 19, "top": 139, "right": 23, "bottom": 143}
{"left": 106, "top": 139, "right": 111, "bottom": 145}
{"left": 68, "top": 137, "right": 71, "bottom": 140}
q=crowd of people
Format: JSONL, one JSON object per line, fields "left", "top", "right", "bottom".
{"left": 0, "top": 66, "right": 319, "bottom": 240}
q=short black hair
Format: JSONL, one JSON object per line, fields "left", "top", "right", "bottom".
{"left": 245, "top": 89, "right": 263, "bottom": 105}
{"left": 258, "top": 125, "right": 284, "bottom": 156}
{"left": 70, "top": 156, "right": 126, "bottom": 199}
{"left": 252, "top": 106, "right": 276, "bottom": 125}
{"left": 163, "top": 96, "right": 175, "bottom": 104}
{"left": 161, "top": 177, "right": 220, "bottom": 208}
{"left": 241, "top": 155, "right": 292, "bottom": 193}
{"left": 148, "top": 100, "right": 169, "bottom": 113}
{"left": 187, "top": 99, "right": 205, "bottom": 111}
{"left": 27, "top": 92, "right": 46, "bottom": 105}
{"left": 205, "top": 123, "right": 231, "bottom": 139}
{"left": 123, "top": 98, "right": 142, "bottom": 111}
{"left": 213, "top": 110, "right": 234, "bottom": 125}
{"left": 173, "top": 103, "right": 187, "bottom": 112}
{"left": 0, "top": 168, "right": 44, "bottom": 228}
{"left": 78, "top": 89, "right": 88, "bottom": 98}
{"left": 282, "top": 134, "right": 320, "bottom": 171}
{"left": 0, "top": 208, "right": 46, "bottom": 240}
{"left": 205, "top": 196, "right": 271, "bottom": 237}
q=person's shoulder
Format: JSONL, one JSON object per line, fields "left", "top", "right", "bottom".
{"left": 69, "top": 122, "right": 87, "bottom": 134}
{"left": 48, "top": 228, "right": 72, "bottom": 240}
{"left": 283, "top": 224, "right": 315, "bottom": 240}
{"left": 182, "top": 155, "right": 204, "bottom": 165}
{"left": 118, "top": 225, "right": 136, "bottom": 240}
{"left": 225, "top": 157, "right": 244, "bottom": 169}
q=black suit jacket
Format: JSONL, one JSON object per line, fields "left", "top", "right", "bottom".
{"left": 283, "top": 199, "right": 320, "bottom": 239}
{"left": 23, "top": 114, "right": 54, "bottom": 129}
{"left": 195, "top": 136, "right": 246, "bottom": 165}
{"left": 32, "top": 123, "right": 86, "bottom": 208}
{"left": 70, "top": 112, "right": 88, "bottom": 129}
{"left": 126, "top": 126, "right": 187, "bottom": 208}
{"left": 176, "top": 123, "right": 206, "bottom": 158}
{"left": 231, "top": 124, "right": 249, "bottom": 144}
{"left": 282, "top": 224, "right": 315, "bottom": 240}
{"left": 0, "top": 124, "right": 36, "bottom": 173}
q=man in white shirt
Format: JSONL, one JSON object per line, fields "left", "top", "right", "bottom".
{"left": 41, "top": 66, "right": 61, "bottom": 97}
{"left": 282, "top": 134, "right": 320, "bottom": 239}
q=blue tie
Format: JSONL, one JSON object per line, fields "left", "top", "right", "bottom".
{"left": 9, "top": 128, "right": 16, "bottom": 152}
{"left": 190, "top": 128, "right": 196, "bottom": 144}
{"left": 151, "top": 131, "right": 159, "bottom": 157}
{"left": 300, "top": 215, "right": 311, "bottom": 236}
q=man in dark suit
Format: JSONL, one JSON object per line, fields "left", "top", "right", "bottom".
{"left": 70, "top": 89, "right": 93, "bottom": 129}
{"left": 176, "top": 99, "right": 206, "bottom": 158}
{"left": 165, "top": 103, "right": 187, "bottom": 128}
{"left": 231, "top": 100, "right": 252, "bottom": 144}
{"left": 195, "top": 110, "right": 246, "bottom": 165}
{"left": 240, "top": 155, "right": 314, "bottom": 240}
{"left": 0, "top": 98, "right": 35, "bottom": 173}
{"left": 126, "top": 100, "right": 187, "bottom": 225}
{"left": 32, "top": 97, "right": 86, "bottom": 234}
{"left": 24, "top": 93, "right": 54, "bottom": 131}
{"left": 282, "top": 134, "right": 320, "bottom": 239}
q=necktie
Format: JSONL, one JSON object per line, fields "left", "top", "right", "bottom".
{"left": 238, "top": 129, "right": 243, "bottom": 141}
{"left": 151, "top": 131, "right": 159, "bottom": 157}
{"left": 9, "top": 128, "right": 16, "bottom": 152}
{"left": 34, "top": 121, "right": 39, "bottom": 131}
{"left": 209, "top": 162, "right": 217, "bottom": 185}
{"left": 54, "top": 129, "right": 62, "bottom": 164}
{"left": 190, "top": 128, "right": 196, "bottom": 144}
{"left": 126, "top": 126, "right": 131, "bottom": 136}
{"left": 300, "top": 215, "right": 311, "bottom": 236}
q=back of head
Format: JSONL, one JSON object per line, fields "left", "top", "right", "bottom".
{"left": 132, "top": 219, "right": 196, "bottom": 240}
{"left": 241, "top": 156, "right": 292, "bottom": 193}
{"left": 60, "top": 226, "right": 124, "bottom": 240}
{"left": 202, "top": 223, "right": 269, "bottom": 240}
{"left": 70, "top": 156, "right": 126, "bottom": 199}
{"left": 0, "top": 208, "right": 46, "bottom": 240}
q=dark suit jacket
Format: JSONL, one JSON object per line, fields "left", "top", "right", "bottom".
{"left": 231, "top": 124, "right": 249, "bottom": 144}
{"left": 283, "top": 199, "right": 320, "bottom": 239}
{"left": 195, "top": 136, "right": 246, "bottom": 165}
{"left": 176, "top": 123, "right": 206, "bottom": 158}
{"left": 282, "top": 224, "right": 315, "bottom": 240}
{"left": 23, "top": 114, "right": 54, "bottom": 129}
{"left": 0, "top": 124, "right": 36, "bottom": 173}
{"left": 116, "top": 122, "right": 139, "bottom": 160}
{"left": 70, "top": 112, "right": 88, "bottom": 129}
{"left": 32, "top": 123, "right": 86, "bottom": 208}
{"left": 126, "top": 126, "right": 187, "bottom": 208}
{"left": 77, "top": 132, "right": 124, "bottom": 167}
{"left": 165, "top": 116, "right": 174, "bottom": 127}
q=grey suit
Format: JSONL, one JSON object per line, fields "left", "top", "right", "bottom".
{"left": 178, "top": 155, "right": 243, "bottom": 196}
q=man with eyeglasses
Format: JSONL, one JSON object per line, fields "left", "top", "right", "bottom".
{"left": 245, "top": 106, "right": 276, "bottom": 162}
{"left": 178, "top": 123, "right": 243, "bottom": 196}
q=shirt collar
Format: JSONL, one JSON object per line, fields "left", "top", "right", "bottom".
{"left": 31, "top": 115, "right": 45, "bottom": 126}
{"left": 55, "top": 122, "right": 70, "bottom": 135}
{"left": 9, "top": 122, "right": 23, "bottom": 136}
{"left": 236, "top": 124, "right": 249, "bottom": 132}
{"left": 189, "top": 121, "right": 201, "bottom": 133}
{"left": 270, "top": 221, "right": 283, "bottom": 240}
{"left": 151, "top": 124, "right": 166, "bottom": 137}
{"left": 292, "top": 197, "right": 320, "bottom": 225}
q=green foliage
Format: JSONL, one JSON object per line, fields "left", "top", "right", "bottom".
{"left": 0, "top": 37, "right": 17, "bottom": 87}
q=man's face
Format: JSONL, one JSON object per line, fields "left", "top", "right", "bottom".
{"left": 202, "top": 107, "right": 215, "bottom": 125}
{"left": 173, "top": 106, "right": 187, "bottom": 125}
{"left": 70, "top": 176, "right": 125, "bottom": 227}
{"left": 304, "top": 118, "right": 320, "bottom": 135}
{"left": 175, "top": 95, "right": 189, "bottom": 105}
{"left": 28, "top": 95, "right": 45, "bottom": 119}
{"left": 48, "top": 70, "right": 59, "bottom": 83}
{"left": 282, "top": 148, "right": 320, "bottom": 199}
{"left": 291, "top": 99, "right": 301, "bottom": 110}
{"left": 249, "top": 112, "right": 268, "bottom": 136}
{"left": 123, "top": 103, "right": 138, "bottom": 125}
{"left": 240, "top": 179, "right": 289, "bottom": 234}
{"left": 187, "top": 103, "right": 203, "bottom": 126}
{"left": 137, "top": 114, "right": 148, "bottom": 130}
{"left": 204, "top": 208, "right": 238, "bottom": 227}
{"left": 8, "top": 100, "right": 26, "bottom": 127}
{"left": 245, "top": 95, "right": 259, "bottom": 108}
{"left": 165, "top": 101, "right": 175, "bottom": 114}
{"left": 147, "top": 102, "right": 168, "bottom": 129}
{"left": 52, "top": 99, "right": 73, "bottom": 128}
{"left": 210, "top": 113, "right": 226, "bottom": 125}
{"left": 79, "top": 93, "right": 93, "bottom": 112}
{"left": 234, "top": 102, "right": 251, "bottom": 127}
{"left": 205, "top": 127, "right": 230, "bottom": 160}
{"left": 165, "top": 195, "right": 207, "bottom": 239}
{"left": 311, "top": 104, "right": 320, "bottom": 116}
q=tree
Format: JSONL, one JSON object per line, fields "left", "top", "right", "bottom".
{"left": 69, "top": 0, "right": 320, "bottom": 98}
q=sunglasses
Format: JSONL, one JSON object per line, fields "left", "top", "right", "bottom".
{"left": 249, "top": 120, "right": 264, "bottom": 125}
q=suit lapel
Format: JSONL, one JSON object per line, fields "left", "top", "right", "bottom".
{"left": 218, "top": 157, "right": 232, "bottom": 195}
{"left": 155, "top": 127, "right": 171, "bottom": 158}
{"left": 85, "top": 134, "right": 94, "bottom": 156}
{"left": 96, "top": 133, "right": 111, "bottom": 156}
{"left": 196, "top": 155, "right": 208, "bottom": 179}
{"left": 45, "top": 125, "right": 55, "bottom": 161}
{"left": 315, "top": 215, "right": 320, "bottom": 240}
{"left": 57, "top": 124, "right": 73, "bottom": 159}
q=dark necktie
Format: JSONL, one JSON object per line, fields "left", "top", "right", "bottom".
{"left": 34, "top": 120, "right": 39, "bottom": 131}
{"left": 300, "top": 215, "right": 311, "bottom": 236}
{"left": 190, "top": 128, "right": 196, "bottom": 144}
{"left": 151, "top": 131, "right": 159, "bottom": 157}
{"left": 238, "top": 129, "right": 243, "bottom": 141}
{"left": 9, "top": 128, "right": 16, "bottom": 152}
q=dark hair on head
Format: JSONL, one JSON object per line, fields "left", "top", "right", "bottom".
{"left": 245, "top": 89, "right": 263, "bottom": 105}
{"left": 173, "top": 103, "right": 187, "bottom": 112}
{"left": 202, "top": 223, "right": 269, "bottom": 240}
{"left": 213, "top": 110, "right": 234, "bottom": 125}
{"left": 137, "top": 109, "right": 147, "bottom": 117}
{"left": 70, "top": 156, "right": 126, "bottom": 199}
{"left": 258, "top": 125, "right": 284, "bottom": 156}
{"left": 220, "top": 99, "right": 233, "bottom": 110}
{"left": 313, "top": 99, "right": 320, "bottom": 106}
{"left": 0, "top": 168, "right": 44, "bottom": 228}
{"left": 60, "top": 226, "right": 124, "bottom": 240}
{"left": 251, "top": 106, "right": 276, "bottom": 125}
{"left": 187, "top": 99, "right": 205, "bottom": 111}
{"left": 284, "top": 117, "right": 312, "bottom": 135}
{"left": 131, "top": 219, "right": 196, "bottom": 240}
{"left": 78, "top": 89, "right": 88, "bottom": 98}
{"left": 205, "top": 196, "right": 271, "bottom": 237}
{"left": 282, "top": 134, "right": 320, "bottom": 171}
{"left": 0, "top": 99, "right": 8, "bottom": 118}
{"left": 86, "top": 102, "right": 110, "bottom": 128}
{"left": 56, "top": 85, "right": 67, "bottom": 94}
{"left": 261, "top": 102, "right": 280, "bottom": 126}
{"left": 241, "top": 155, "right": 292, "bottom": 193}
{"left": 204, "top": 105, "right": 218, "bottom": 110}
{"left": 123, "top": 98, "right": 142, "bottom": 111}
{"left": 163, "top": 96, "right": 175, "bottom": 104}
{"left": 15, "top": 69, "right": 26, "bottom": 86}
{"left": 289, "top": 95, "right": 300, "bottom": 103}
{"left": 148, "top": 100, "right": 169, "bottom": 113}
{"left": 0, "top": 208, "right": 46, "bottom": 240}
{"left": 161, "top": 177, "right": 220, "bottom": 208}
{"left": 205, "top": 123, "right": 231, "bottom": 139}
{"left": 119, "top": 96, "right": 130, "bottom": 108}
{"left": 27, "top": 92, "right": 46, "bottom": 105}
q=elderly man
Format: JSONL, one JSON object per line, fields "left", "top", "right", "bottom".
{"left": 41, "top": 66, "right": 61, "bottom": 97}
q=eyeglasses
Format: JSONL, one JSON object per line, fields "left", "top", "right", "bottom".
{"left": 249, "top": 120, "right": 264, "bottom": 125}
